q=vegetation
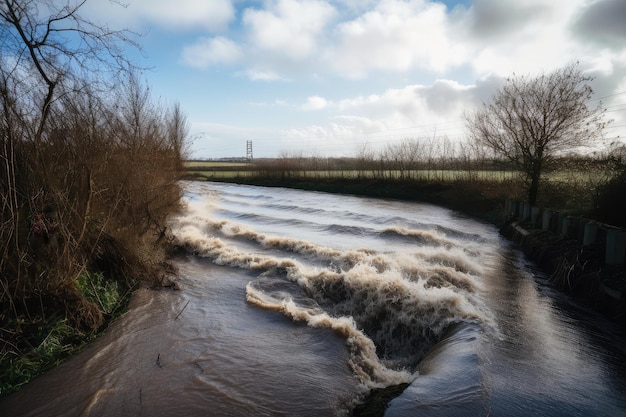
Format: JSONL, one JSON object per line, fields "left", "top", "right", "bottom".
{"left": 187, "top": 141, "right": 622, "bottom": 223}
{"left": 465, "top": 63, "right": 609, "bottom": 206}
{"left": 1, "top": 1, "right": 187, "bottom": 394}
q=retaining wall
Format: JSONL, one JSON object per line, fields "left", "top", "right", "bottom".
{"left": 502, "top": 199, "right": 625, "bottom": 322}
{"left": 504, "top": 199, "right": 626, "bottom": 266}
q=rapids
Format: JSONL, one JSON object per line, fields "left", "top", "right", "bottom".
{"left": 1, "top": 181, "right": 625, "bottom": 416}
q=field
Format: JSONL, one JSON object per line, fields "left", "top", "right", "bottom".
{"left": 183, "top": 161, "right": 607, "bottom": 184}
{"left": 183, "top": 160, "right": 254, "bottom": 178}
{"left": 185, "top": 160, "right": 252, "bottom": 169}
{"left": 181, "top": 158, "right": 617, "bottom": 222}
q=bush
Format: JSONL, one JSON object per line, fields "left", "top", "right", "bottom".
{"left": 0, "top": 76, "right": 188, "bottom": 393}
{"left": 75, "top": 272, "right": 122, "bottom": 316}
{"left": 0, "top": 317, "right": 81, "bottom": 396}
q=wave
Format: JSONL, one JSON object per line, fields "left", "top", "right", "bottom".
{"left": 219, "top": 209, "right": 373, "bottom": 238}
{"left": 246, "top": 277, "right": 414, "bottom": 391}
{"left": 381, "top": 226, "right": 456, "bottom": 247}
{"left": 169, "top": 202, "right": 496, "bottom": 392}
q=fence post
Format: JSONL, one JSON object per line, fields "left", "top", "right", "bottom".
{"left": 542, "top": 209, "right": 552, "bottom": 231}
{"left": 531, "top": 206, "right": 541, "bottom": 227}
{"left": 522, "top": 203, "right": 531, "bottom": 221}
{"left": 606, "top": 229, "right": 626, "bottom": 266}
{"left": 583, "top": 221, "right": 598, "bottom": 246}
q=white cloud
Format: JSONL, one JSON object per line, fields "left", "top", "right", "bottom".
{"left": 84, "top": 0, "right": 235, "bottom": 32}
{"left": 181, "top": 37, "right": 243, "bottom": 69}
{"left": 243, "top": 0, "right": 337, "bottom": 60}
{"left": 280, "top": 78, "right": 496, "bottom": 156}
{"left": 170, "top": 0, "right": 626, "bottom": 88}
{"left": 329, "top": 0, "right": 467, "bottom": 77}
{"left": 302, "top": 95, "right": 330, "bottom": 110}
{"left": 241, "top": 69, "right": 288, "bottom": 81}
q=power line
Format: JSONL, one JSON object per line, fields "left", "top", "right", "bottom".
{"left": 592, "top": 90, "right": 626, "bottom": 101}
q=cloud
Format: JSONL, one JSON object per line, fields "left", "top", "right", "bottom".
{"left": 281, "top": 78, "right": 496, "bottom": 156}
{"left": 84, "top": 0, "right": 235, "bottom": 32}
{"left": 465, "top": 0, "right": 588, "bottom": 77}
{"left": 331, "top": 81, "right": 479, "bottom": 122}
{"left": 241, "top": 69, "right": 288, "bottom": 81}
{"left": 329, "top": 0, "right": 466, "bottom": 77}
{"left": 421, "top": 79, "right": 475, "bottom": 114}
{"left": 243, "top": 0, "right": 337, "bottom": 60}
{"left": 172, "top": 0, "right": 625, "bottom": 85}
{"left": 302, "top": 95, "right": 330, "bottom": 110}
{"left": 466, "top": 0, "right": 549, "bottom": 39}
{"left": 573, "top": 0, "right": 626, "bottom": 48}
{"left": 181, "top": 37, "right": 243, "bottom": 69}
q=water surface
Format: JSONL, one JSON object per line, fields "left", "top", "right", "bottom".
{"left": 1, "top": 181, "right": 625, "bottom": 416}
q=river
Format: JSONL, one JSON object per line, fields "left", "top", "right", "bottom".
{"left": 1, "top": 181, "right": 625, "bottom": 416}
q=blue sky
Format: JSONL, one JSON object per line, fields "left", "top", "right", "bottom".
{"left": 84, "top": 0, "right": 626, "bottom": 159}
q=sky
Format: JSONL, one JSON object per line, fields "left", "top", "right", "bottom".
{"left": 83, "top": 0, "right": 626, "bottom": 159}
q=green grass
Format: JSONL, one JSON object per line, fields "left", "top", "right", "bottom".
{"left": 189, "top": 165, "right": 609, "bottom": 187}
{"left": 0, "top": 317, "right": 84, "bottom": 395}
{"left": 187, "top": 170, "right": 254, "bottom": 179}
{"left": 0, "top": 272, "right": 129, "bottom": 396}
{"left": 75, "top": 272, "right": 122, "bottom": 315}
{"left": 191, "top": 168, "right": 518, "bottom": 182}
{"left": 184, "top": 161, "right": 252, "bottom": 169}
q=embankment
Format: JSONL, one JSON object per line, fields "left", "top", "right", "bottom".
{"left": 500, "top": 202, "right": 625, "bottom": 323}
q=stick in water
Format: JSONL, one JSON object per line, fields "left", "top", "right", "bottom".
{"left": 175, "top": 299, "right": 190, "bottom": 320}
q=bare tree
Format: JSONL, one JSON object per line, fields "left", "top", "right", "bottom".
{"left": 465, "top": 63, "right": 609, "bottom": 205}
{"left": 167, "top": 101, "right": 190, "bottom": 164}
{"left": 0, "top": 0, "right": 139, "bottom": 145}
{"left": 1, "top": 0, "right": 186, "bottom": 328}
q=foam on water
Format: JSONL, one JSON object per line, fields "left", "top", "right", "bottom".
{"left": 170, "top": 183, "right": 497, "bottom": 392}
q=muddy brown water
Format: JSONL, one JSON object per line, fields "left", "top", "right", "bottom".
{"left": 2, "top": 182, "right": 625, "bottom": 416}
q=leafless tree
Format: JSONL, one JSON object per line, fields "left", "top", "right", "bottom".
{"left": 0, "top": 0, "right": 187, "bottom": 336}
{"left": 0, "top": 0, "right": 140, "bottom": 145}
{"left": 465, "top": 63, "right": 609, "bottom": 205}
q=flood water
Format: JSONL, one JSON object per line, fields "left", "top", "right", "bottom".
{"left": 1, "top": 181, "right": 625, "bottom": 416}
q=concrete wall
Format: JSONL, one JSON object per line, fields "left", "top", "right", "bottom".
{"left": 505, "top": 199, "right": 626, "bottom": 266}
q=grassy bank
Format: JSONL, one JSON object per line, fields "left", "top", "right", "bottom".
{"left": 0, "top": 272, "right": 132, "bottom": 394}
{"left": 184, "top": 160, "right": 615, "bottom": 224}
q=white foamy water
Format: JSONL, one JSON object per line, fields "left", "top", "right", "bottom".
{"left": 170, "top": 181, "right": 499, "bottom": 392}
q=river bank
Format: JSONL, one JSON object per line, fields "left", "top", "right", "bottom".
{"left": 501, "top": 217, "right": 625, "bottom": 323}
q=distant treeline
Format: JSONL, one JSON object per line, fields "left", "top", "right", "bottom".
{"left": 187, "top": 139, "right": 626, "bottom": 227}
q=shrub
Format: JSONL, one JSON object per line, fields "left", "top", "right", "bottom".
{"left": 0, "top": 76, "right": 188, "bottom": 393}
